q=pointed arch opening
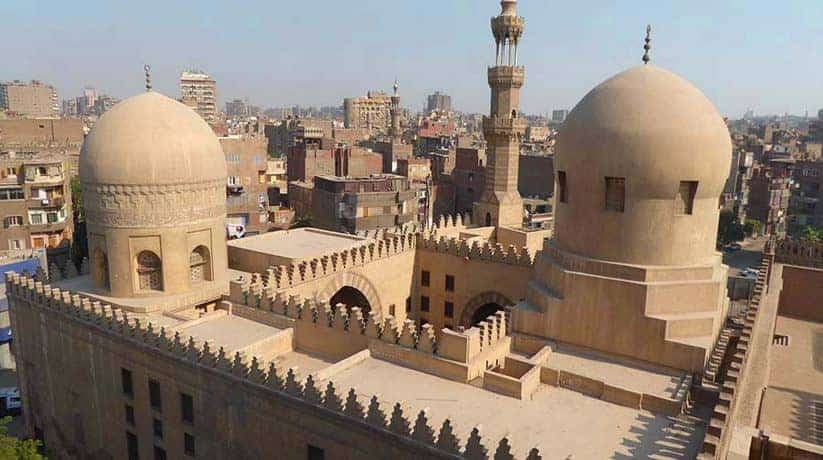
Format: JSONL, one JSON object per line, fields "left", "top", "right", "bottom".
{"left": 136, "top": 250, "right": 163, "bottom": 291}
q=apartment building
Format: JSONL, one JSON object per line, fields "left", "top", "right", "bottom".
{"left": 220, "top": 135, "right": 270, "bottom": 235}
{"left": 0, "top": 151, "right": 72, "bottom": 256}
{"left": 180, "top": 71, "right": 217, "bottom": 124}
{"left": 0, "top": 80, "right": 59, "bottom": 118}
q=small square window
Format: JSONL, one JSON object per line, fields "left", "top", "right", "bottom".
{"left": 125, "top": 405, "right": 135, "bottom": 426}
{"left": 605, "top": 177, "right": 626, "bottom": 212}
{"left": 184, "top": 433, "right": 195, "bottom": 456}
{"left": 444, "top": 301, "right": 454, "bottom": 318}
{"left": 153, "top": 418, "right": 163, "bottom": 439}
{"left": 421, "top": 270, "right": 430, "bottom": 287}
{"left": 121, "top": 368, "right": 134, "bottom": 398}
{"left": 149, "top": 379, "right": 162, "bottom": 411}
{"left": 445, "top": 275, "right": 455, "bottom": 292}
{"left": 420, "top": 296, "right": 430, "bottom": 312}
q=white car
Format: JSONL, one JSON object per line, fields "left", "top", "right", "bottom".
{"left": 0, "top": 387, "right": 21, "bottom": 415}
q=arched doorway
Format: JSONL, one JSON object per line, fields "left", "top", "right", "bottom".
{"left": 329, "top": 286, "right": 371, "bottom": 317}
{"left": 460, "top": 291, "right": 512, "bottom": 328}
{"left": 470, "top": 302, "right": 505, "bottom": 326}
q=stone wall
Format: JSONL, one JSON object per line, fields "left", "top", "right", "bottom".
{"left": 5, "top": 273, "right": 542, "bottom": 459}
{"left": 777, "top": 264, "right": 823, "bottom": 322}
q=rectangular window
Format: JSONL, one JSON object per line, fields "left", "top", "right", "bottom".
{"left": 47, "top": 212, "right": 58, "bottom": 223}
{"left": 126, "top": 431, "right": 139, "bottom": 460}
{"left": 557, "top": 171, "right": 567, "bottom": 203}
{"left": 184, "top": 433, "right": 195, "bottom": 456}
{"left": 0, "top": 188, "right": 24, "bottom": 200}
{"left": 308, "top": 445, "right": 325, "bottom": 460}
{"left": 30, "top": 213, "right": 43, "bottom": 225}
{"left": 388, "top": 304, "right": 396, "bottom": 316}
{"left": 121, "top": 368, "right": 134, "bottom": 398}
{"left": 180, "top": 393, "right": 194, "bottom": 425}
{"left": 154, "top": 446, "right": 167, "bottom": 460}
{"left": 676, "top": 181, "right": 698, "bottom": 215}
{"left": 444, "top": 301, "right": 454, "bottom": 318}
{"left": 420, "top": 296, "right": 430, "bottom": 312}
{"left": 148, "top": 379, "right": 162, "bottom": 411}
{"left": 405, "top": 297, "right": 411, "bottom": 313}
{"left": 8, "top": 239, "right": 23, "bottom": 250}
{"left": 125, "top": 404, "right": 135, "bottom": 426}
{"left": 445, "top": 275, "right": 455, "bottom": 292}
{"left": 421, "top": 270, "right": 430, "bottom": 287}
{"left": 3, "top": 216, "right": 22, "bottom": 227}
{"left": 152, "top": 418, "right": 163, "bottom": 439}
{"left": 604, "top": 177, "right": 626, "bottom": 212}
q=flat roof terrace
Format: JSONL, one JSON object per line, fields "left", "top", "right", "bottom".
{"left": 331, "top": 357, "right": 706, "bottom": 459}
{"left": 228, "top": 228, "right": 367, "bottom": 270}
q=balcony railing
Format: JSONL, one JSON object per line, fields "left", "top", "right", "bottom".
{"left": 28, "top": 197, "right": 65, "bottom": 208}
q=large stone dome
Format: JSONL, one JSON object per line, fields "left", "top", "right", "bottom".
{"left": 80, "top": 91, "right": 226, "bottom": 186}
{"left": 553, "top": 64, "right": 732, "bottom": 266}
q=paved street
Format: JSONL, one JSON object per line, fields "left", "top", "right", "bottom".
{"left": 723, "top": 237, "right": 766, "bottom": 277}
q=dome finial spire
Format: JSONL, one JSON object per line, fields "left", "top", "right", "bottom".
{"left": 642, "top": 25, "right": 652, "bottom": 64}
{"left": 144, "top": 65, "right": 152, "bottom": 92}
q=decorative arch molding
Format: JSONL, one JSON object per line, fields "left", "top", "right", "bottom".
{"left": 460, "top": 291, "right": 513, "bottom": 327}
{"left": 316, "top": 271, "right": 383, "bottom": 316}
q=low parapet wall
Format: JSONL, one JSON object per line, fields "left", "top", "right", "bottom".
{"left": 4, "top": 272, "right": 543, "bottom": 460}
{"left": 417, "top": 234, "right": 534, "bottom": 267}
{"left": 774, "top": 238, "right": 823, "bottom": 269}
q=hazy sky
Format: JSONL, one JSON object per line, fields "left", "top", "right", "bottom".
{"left": 3, "top": 0, "right": 822, "bottom": 117}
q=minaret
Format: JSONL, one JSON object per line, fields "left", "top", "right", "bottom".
{"left": 474, "top": 0, "right": 526, "bottom": 228}
{"left": 390, "top": 78, "right": 401, "bottom": 140}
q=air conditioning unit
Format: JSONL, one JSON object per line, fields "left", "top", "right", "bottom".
{"left": 41, "top": 199, "right": 49, "bottom": 205}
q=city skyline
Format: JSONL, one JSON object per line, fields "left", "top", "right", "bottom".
{"left": 2, "top": 0, "right": 822, "bottom": 118}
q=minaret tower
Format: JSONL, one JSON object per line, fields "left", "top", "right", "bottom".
{"left": 474, "top": 0, "right": 526, "bottom": 228}
{"left": 390, "top": 78, "right": 401, "bottom": 140}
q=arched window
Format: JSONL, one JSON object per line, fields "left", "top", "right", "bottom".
{"left": 136, "top": 251, "right": 162, "bottom": 291}
{"left": 485, "top": 213, "right": 492, "bottom": 227}
{"left": 189, "top": 246, "right": 212, "bottom": 283}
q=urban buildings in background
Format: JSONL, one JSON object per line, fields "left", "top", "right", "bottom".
{"left": 0, "top": 80, "right": 59, "bottom": 118}
{"left": 551, "top": 109, "right": 568, "bottom": 123}
{"left": 426, "top": 91, "right": 452, "bottom": 113}
{"left": 343, "top": 90, "right": 393, "bottom": 131}
{"left": 180, "top": 70, "right": 217, "bottom": 124}
{"left": 0, "top": 151, "right": 73, "bottom": 258}
{"left": 9, "top": 2, "right": 823, "bottom": 459}
{"left": 61, "top": 87, "right": 120, "bottom": 118}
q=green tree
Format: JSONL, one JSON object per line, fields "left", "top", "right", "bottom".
{"left": 799, "top": 226, "right": 823, "bottom": 243}
{"left": 743, "top": 219, "right": 762, "bottom": 237}
{"left": 717, "top": 210, "right": 745, "bottom": 246}
{"left": 70, "top": 176, "right": 83, "bottom": 223}
{"left": 0, "top": 417, "right": 43, "bottom": 459}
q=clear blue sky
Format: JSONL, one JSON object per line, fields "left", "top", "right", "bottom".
{"left": 3, "top": 0, "right": 822, "bottom": 117}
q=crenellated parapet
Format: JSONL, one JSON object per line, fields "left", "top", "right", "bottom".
{"left": 774, "top": 237, "right": 823, "bottom": 269}
{"left": 255, "top": 232, "right": 418, "bottom": 290}
{"left": 417, "top": 234, "right": 533, "bottom": 267}
{"left": 4, "top": 271, "right": 539, "bottom": 459}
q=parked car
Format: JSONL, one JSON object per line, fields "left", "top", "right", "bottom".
{"left": 724, "top": 243, "right": 742, "bottom": 252}
{"left": 0, "top": 327, "right": 11, "bottom": 345}
{"left": 741, "top": 268, "right": 759, "bottom": 278}
{"left": 0, "top": 387, "right": 21, "bottom": 416}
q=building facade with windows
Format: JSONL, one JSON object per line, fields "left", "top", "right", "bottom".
{"left": 0, "top": 151, "right": 73, "bottom": 256}
{"left": 220, "top": 135, "right": 271, "bottom": 236}
{"left": 0, "top": 80, "right": 59, "bottom": 118}
{"left": 179, "top": 71, "right": 217, "bottom": 125}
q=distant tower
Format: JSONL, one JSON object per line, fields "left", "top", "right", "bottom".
{"left": 474, "top": 0, "right": 526, "bottom": 228}
{"left": 390, "top": 78, "right": 401, "bottom": 140}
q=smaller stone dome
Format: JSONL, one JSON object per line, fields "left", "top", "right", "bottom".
{"left": 80, "top": 91, "right": 226, "bottom": 186}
